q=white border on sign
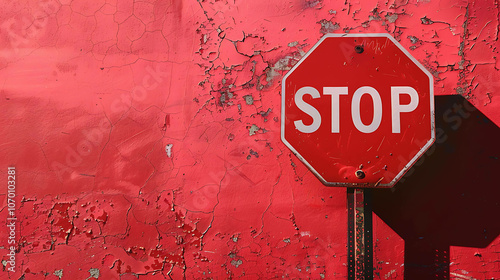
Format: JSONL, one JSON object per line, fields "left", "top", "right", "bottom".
{"left": 280, "top": 33, "right": 435, "bottom": 188}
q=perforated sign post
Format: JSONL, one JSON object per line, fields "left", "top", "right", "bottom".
{"left": 281, "top": 33, "right": 435, "bottom": 279}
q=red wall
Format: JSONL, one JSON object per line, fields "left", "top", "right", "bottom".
{"left": 1, "top": 0, "right": 499, "bottom": 279}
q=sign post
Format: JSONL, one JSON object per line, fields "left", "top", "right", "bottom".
{"left": 281, "top": 33, "right": 435, "bottom": 278}
{"left": 347, "top": 188, "right": 373, "bottom": 280}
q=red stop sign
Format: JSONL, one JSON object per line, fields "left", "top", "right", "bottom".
{"left": 281, "top": 34, "right": 435, "bottom": 188}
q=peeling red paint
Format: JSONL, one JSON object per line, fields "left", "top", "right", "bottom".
{"left": 1, "top": 0, "right": 499, "bottom": 279}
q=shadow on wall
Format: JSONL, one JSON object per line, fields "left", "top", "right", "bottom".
{"left": 372, "top": 95, "right": 500, "bottom": 279}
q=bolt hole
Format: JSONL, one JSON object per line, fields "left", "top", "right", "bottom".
{"left": 355, "top": 170, "right": 365, "bottom": 179}
{"left": 354, "top": 45, "right": 364, "bottom": 54}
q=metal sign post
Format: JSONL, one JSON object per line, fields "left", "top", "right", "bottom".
{"left": 348, "top": 188, "right": 373, "bottom": 280}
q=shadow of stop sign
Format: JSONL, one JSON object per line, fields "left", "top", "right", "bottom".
{"left": 281, "top": 34, "right": 435, "bottom": 188}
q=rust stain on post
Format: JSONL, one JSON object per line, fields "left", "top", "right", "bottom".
{"left": 348, "top": 189, "right": 373, "bottom": 280}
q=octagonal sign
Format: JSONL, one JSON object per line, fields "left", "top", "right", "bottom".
{"left": 281, "top": 33, "right": 435, "bottom": 188}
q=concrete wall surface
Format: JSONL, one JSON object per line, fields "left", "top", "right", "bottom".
{"left": 0, "top": 0, "right": 499, "bottom": 279}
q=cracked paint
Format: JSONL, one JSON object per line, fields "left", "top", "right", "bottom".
{"left": 0, "top": 0, "right": 499, "bottom": 279}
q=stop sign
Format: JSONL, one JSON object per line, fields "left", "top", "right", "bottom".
{"left": 281, "top": 33, "right": 435, "bottom": 188}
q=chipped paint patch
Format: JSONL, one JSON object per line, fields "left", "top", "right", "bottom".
{"left": 54, "top": 269, "right": 63, "bottom": 279}
{"left": 248, "top": 124, "right": 260, "bottom": 136}
{"left": 165, "top": 144, "right": 173, "bottom": 158}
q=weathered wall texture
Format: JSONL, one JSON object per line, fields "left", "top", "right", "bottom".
{"left": 0, "top": 0, "right": 498, "bottom": 279}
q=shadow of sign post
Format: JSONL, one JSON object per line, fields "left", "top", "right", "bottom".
{"left": 372, "top": 95, "right": 500, "bottom": 279}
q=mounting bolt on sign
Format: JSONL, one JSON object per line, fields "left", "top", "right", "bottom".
{"left": 281, "top": 33, "right": 435, "bottom": 188}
